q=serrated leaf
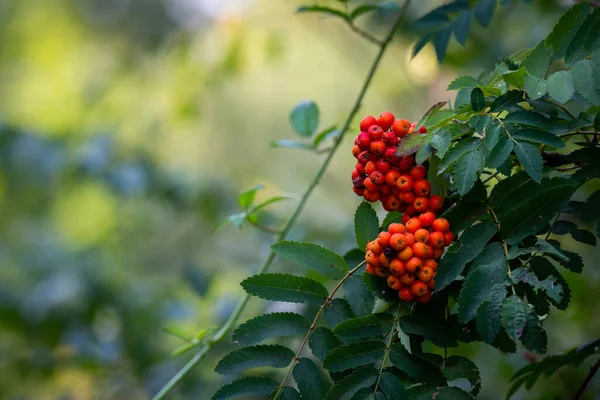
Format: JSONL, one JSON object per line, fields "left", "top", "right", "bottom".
{"left": 547, "top": 71, "right": 575, "bottom": 104}
{"left": 325, "top": 298, "right": 355, "bottom": 330}
{"left": 379, "top": 372, "right": 408, "bottom": 399}
{"left": 211, "top": 377, "right": 279, "bottom": 400}
{"left": 571, "top": 58, "right": 600, "bottom": 104}
{"left": 231, "top": 312, "right": 311, "bottom": 346}
{"left": 457, "top": 243, "right": 508, "bottom": 323}
{"left": 290, "top": 100, "right": 319, "bottom": 137}
{"left": 415, "top": 101, "right": 449, "bottom": 132}
{"left": 581, "top": 190, "right": 600, "bottom": 221}
{"left": 395, "top": 132, "right": 427, "bottom": 157}
{"left": 271, "top": 241, "right": 348, "bottom": 279}
{"left": 546, "top": 1, "right": 592, "bottom": 60}
{"left": 323, "top": 341, "right": 385, "bottom": 372}
{"left": 362, "top": 273, "right": 398, "bottom": 301}
{"left": 452, "top": 145, "right": 486, "bottom": 195}
{"left": 399, "top": 315, "right": 458, "bottom": 347}
{"left": 447, "top": 76, "right": 481, "bottom": 91}
{"left": 524, "top": 75, "right": 547, "bottom": 100}
{"left": 416, "top": 144, "right": 433, "bottom": 165}
{"left": 293, "top": 358, "right": 329, "bottom": 400}
{"left": 488, "top": 134, "right": 514, "bottom": 169}
{"left": 241, "top": 273, "right": 329, "bottom": 304}
{"left": 512, "top": 128, "right": 564, "bottom": 148}
{"left": 433, "top": 26, "right": 453, "bottom": 63}
{"left": 271, "top": 139, "right": 315, "bottom": 150}
{"left": 470, "top": 88, "right": 485, "bottom": 112}
{"left": 381, "top": 211, "right": 403, "bottom": 230}
{"left": 490, "top": 171, "right": 532, "bottom": 210}
{"left": 297, "top": 5, "right": 347, "bottom": 19}
{"left": 344, "top": 274, "right": 375, "bottom": 316}
{"left": 310, "top": 327, "right": 342, "bottom": 362}
{"left": 435, "top": 223, "right": 498, "bottom": 291}
{"left": 474, "top": 0, "right": 496, "bottom": 27}
{"left": 522, "top": 41, "right": 553, "bottom": 77}
{"left": 551, "top": 221, "right": 597, "bottom": 246}
{"left": 434, "top": 387, "right": 474, "bottom": 400}
{"left": 514, "top": 141, "right": 543, "bottom": 183}
{"left": 565, "top": 8, "right": 600, "bottom": 65}
{"left": 325, "top": 366, "right": 378, "bottom": 400}
{"left": 507, "top": 238, "right": 567, "bottom": 261}
{"left": 412, "top": 33, "right": 434, "bottom": 59}
{"left": 490, "top": 90, "right": 524, "bottom": 112}
{"left": 521, "top": 306, "right": 547, "bottom": 354}
{"left": 510, "top": 268, "right": 563, "bottom": 304}
{"left": 453, "top": 11, "right": 472, "bottom": 46}
{"left": 214, "top": 345, "right": 294, "bottom": 375}
{"left": 546, "top": 239, "right": 583, "bottom": 274}
{"left": 333, "top": 313, "right": 394, "bottom": 341}
{"left": 504, "top": 110, "right": 552, "bottom": 129}
{"left": 484, "top": 122, "right": 502, "bottom": 150}
{"left": 439, "top": 139, "right": 481, "bottom": 173}
{"left": 238, "top": 184, "right": 264, "bottom": 209}
{"left": 476, "top": 284, "right": 507, "bottom": 344}
{"left": 503, "top": 67, "right": 527, "bottom": 88}
{"left": 280, "top": 387, "right": 301, "bottom": 400}
{"left": 406, "top": 385, "right": 438, "bottom": 400}
{"left": 501, "top": 296, "right": 528, "bottom": 340}
{"left": 389, "top": 344, "right": 447, "bottom": 386}
{"left": 354, "top": 202, "right": 379, "bottom": 250}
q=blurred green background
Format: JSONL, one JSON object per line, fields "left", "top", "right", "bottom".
{"left": 0, "top": 0, "right": 598, "bottom": 399}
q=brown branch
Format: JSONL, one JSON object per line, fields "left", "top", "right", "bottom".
{"left": 573, "top": 357, "right": 600, "bottom": 400}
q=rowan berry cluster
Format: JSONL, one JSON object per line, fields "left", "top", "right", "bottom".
{"left": 354, "top": 112, "right": 454, "bottom": 303}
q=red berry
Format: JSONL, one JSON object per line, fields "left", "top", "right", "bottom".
{"left": 376, "top": 159, "right": 391, "bottom": 174}
{"left": 416, "top": 291, "right": 432, "bottom": 303}
{"left": 429, "top": 231, "right": 445, "bottom": 248}
{"left": 383, "top": 195, "right": 401, "bottom": 211}
{"left": 404, "top": 205, "right": 416, "bottom": 216}
{"left": 383, "top": 131, "right": 399, "bottom": 146}
{"left": 412, "top": 242, "right": 431, "bottom": 259}
{"left": 363, "top": 189, "right": 380, "bottom": 202}
{"left": 405, "top": 218, "right": 422, "bottom": 234}
{"left": 392, "top": 119, "right": 411, "bottom": 138}
{"left": 380, "top": 185, "right": 392, "bottom": 195}
{"left": 368, "top": 125, "right": 384, "bottom": 140}
{"left": 370, "top": 171, "right": 385, "bottom": 185}
{"left": 400, "top": 273, "right": 416, "bottom": 285}
{"left": 396, "top": 175, "right": 414, "bottom": 192}
{"left": 357, "top": 151, "right": 370, "bottom": 165}
{"left": 432, "top": 218, "right": 450, "bottom": 232}
{"left": 418, "top": 125, "right": 427, "bottom": 134}
{"left": 429, "top": 195, "right": 444, "bottom": 211}
{"left": 352, "top": 145, "right": 361, "bottom": 157}
{"left": 444, "top": 231, "right": 455, "bottom": 246}
{"left": 390, "top": 259, "right": 406, "bottom": 275}
{"left": 398, "top": 155, "right": 415, "bottom": 171}
{"left": 377, "top": 231, "right": 391, "bottom": 247}
{"left": 398, "top": 191, "right": 416, "bottom": 204}
{"left": 414, "top": 229, "right": 430, "bottom": 243}
{"left": 385, "top": 169, "right": 401, "bottom": 186}
{"left": 402, "top": 213, "right": 410, "bottom": 224}
{"left": 355, "top": 162, "right": 366, "bottom": 175}
{"left": 418, "top": 211, "right": 435, "bottom": 227}
{"left": 406, "top": 257, "right": 422, "bottom": 273}
{"left": 388, "top": 223, "right": 406, "bottom": 234}
{"left": 410, "top": 165, "right": 427, "bottom": 180}
{"left": 365, "top": 161, "right": 377, "bottom": 175}
{"left": 377, "top": 112, "right": 395, "bottom": 131}
{"left": 390, "top": 233, "right": 408, "bottom": 251}
{"left": 387, "top": 275, "right": 402, "bottom": 290}
{"left": 413, "top": 196, "right": 429, "bottom": 213}
{"left": 353, "top": 186, "right": 365, "bottom": 196}
{"left": 399, "top": 287, "right": 415, "bottom": 301}
{"left": 360, "top": 116, "right": 377, "bottom": 132}
{"left": 369, "top": 140, "right": 386, "bottom": 155}
{"left": 413, "top": 179, "right": 431, "bottom": 196}
{"left": 356, "top": 132, "right": 371, "bottom": 149}
{"left": 363, "top": 178, "right": 380, "bottom": 192}
{"left": 384, "top": 146, "right": 399, "bottom": 163}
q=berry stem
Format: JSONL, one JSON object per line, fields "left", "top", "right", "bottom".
{"left": 151, "top": 3, "right": 411, "bottom": 399}
{"left": 370, "top": 302, "right": 403, "bottom": 400}
{"left": 273, "top": 261, "right": 367, "bottom": 399}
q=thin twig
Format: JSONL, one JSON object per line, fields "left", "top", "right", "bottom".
{"left": 573, "top": 357, "right": 600, "bottom": 400}
{"left": 247, "top": 218, "right": 283, "bottom": 234}
{"left": 487, "top": 206, "right": 517, "bottom": 295}
{"left": 546, "top": 99, "right": 576, "bottom": 120}
{"left": 274, "top": 261, "right": 367, "bottom": 399}
{"left": 371, "top": 302, "right": 403, "bottom": 400}
{"left": 346, "top": 22, "right": 384, "bottom": 45}
{"left": 483, "top": 171, "right": 501, "bottom": 184}
{"left": 150, "top": 3, "right": 411, "bottom": 398}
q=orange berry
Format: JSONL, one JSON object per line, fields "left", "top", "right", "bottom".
{"left": 366, "top": 264, "right": 376, "bottom": 274}
{"left": 444, "top": 231, "right": 455, "bottom": 246}
{"left": 392, "top": 119, "right": 411, "bottom": 138}
{"left": 417, "top": 266, "right": 434, "bottom": 282}
{"left": 424, "top": 259, "right": 438, "bottom": 271}
{"left": 427, "top": 279, "right": 436, "bottom": 290}
{"left": 410, "top": 165, "right": 427, "bottom": 180}
{"left": 377, "top": 231, "right": 391, "bottom": 247}
{"left": 396, "top": 175, "right": 414, "bottom": 192}
{"left": 352, "top": 145, "right": 361, "bottom": 157}
{"left": 413, "top": 196, "right": 429, "bottom": 213}
{"left": 398, "top": 246, "right": 414, "bottom": 261}
{"left": 377, "top": 112, "right": 395, "bottom": 131}
{"left": 387, "top": 275, "right": 402, "bottom": 290}
{"left": 379, "top": 253, "right": 391, "bottom": 268}
{"left": 412, "top": 242, "right": 431, "bottom": 259}
{"left": 389, "top": 233, "right": 408, "bottom": 251}
{"left": 429, "top": 195, "right": 444, "bottom": 211}
{"left": 432, "top": 218, "right": 450, "bottom": 232}
{"left": 390, "top": 259, "right": 406, "bottom": 275}
{"left": 399, "top": 287, "right": 415, "bottom": 301}
{"left": 429, "top": 231, "right": 445, "bottom": 248}
{"left": 363, "top": 189, "right": 380, "bottom": 202}
{"left": 413, "top": 179, "right": 431, "bottom": 197}
{"left": 419, "top": 211, "right": 436, "bottom": 228}
{"left": 406, "top": 257, "right": 423, "bottom": 273}
{"left": 369, "top": 140, "right": 386, "bottom": 155}
{"left": 375, "top": 267, "right": 390, "bottom": 277}
{"left": 398, "top": 191, "right": 416, "bottom": 204}
{"left": 400, "top": 273, "right": 416, "bottom": 286}
{"left": 360, "top": 116, "right": 377, "bottom": 132}
{"left": 433, "top": 247, "right": 445, "bottom": 259}
{"left": 385, "top": 169, "right": 401, "bottom": 186}
{"left": 405, "top": 218, "right": 422, "bottom": 234}
{"left": 417, "top": 291, "right": 432, "bottom": 303}
{"left": 405, "top": 233, "right": 416, "bottom": 247}
{"left": 365, "top": 161, "right": 377, "bottom": 175}
{"left": 388, "top": 223, "right": 406, "bottom": 235}
{"left": 401, "top": 213, "right": 411, "bottom": 224}
{"left": 367, "top": 240, "right": 383, "bottom": 254}
{"left": 414, "top": 229, "right": 430, "bottom": 243}
{"left": 411, "top": 281, "right": 428, "bottom": 297}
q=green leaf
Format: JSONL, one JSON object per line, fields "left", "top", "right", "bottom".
{"left": 309, "top": 327, "right": 342, "bottom": 362}
{"left": 395, "top": 131, "right": 427, "bottom": 156}
{"left": 545, "top": 239, "right": 583, "bottom": 274}
{"left": 514, "top": 141, "right": 543, "bottom": 183}
{"left": 215, "top": 345, "right": 294, "bottom": 375}
{"left": 547, "top": 71, "right": 575, "bottom": 104}
{"left": 325, "top": 366, "right": 378, "bottom": 400}
{"left": 447, "top": 76, "right": 481, "bottom": 91}
{"left": 344, "top": 274, "right": 375, "bottom": 317}
{"left": 325, "top": 298, "right": 355, "bottom": 330}
{"left": 297, "top": 6, "right": 347, "bottom": 19}
{"left": 507, "top": 238, "right": 567, "bottom": 262}
{"left": 415, "top": 102, "right": 449, "bottom": 133}
{"left": 231, "top": 312, "right": 311, "bottom": 346}
{"left": 271, "top": 241, "right": 348, "bottom": 280}
{"left": 523, "top": 75, "right": 547, "bottom": 100}
{"left": 389, "top": 344, "right": 447, "bottom": 386}
{"left": 435, "top": 223, "right": 498, "bottom": 291}
{"left": 502, "top": 67, "right": 527, "bottom": 88}
{"left": 546, "top": 1, "right": 591, "bottom": 60}
{"left": 476, "top": 284, "right": 507, "bottom": 344}
{"left": 474, "top": 0, "right": 496, "bottom": 27}
{"left": 333, "top": 313, "right": 394, "bottom": 342}
{"left": 510, "top": 268, "right": 563, "bottom": 304}
{"left": 379, "top": 371, "right": 408, "bottom": 399}
{"left": 581, "top": 190, "right": 600, "bottom": 221}
{"left": 433, "top": 26, "right": 453, "bottom": 63}
{"left": 212, "top": 377, "right": 279, "bottom": 400}
{"left": 290, "top": 100, "right": 319, "bottom": 137}
{"left": 490, "top": 90, "right": 524, "bottom": 112}
{"left": 238, "top": 184, "right": 264, "bottom": 210}
{"left": 453, "top": 11, "right": 472, "bottom": 46}
{"left": 252, "top": 196, "right": 292, "bottom": 213}
{"left": 484, "top": 122, "right": 502, "bottom": 150}
{"left": 241, "top": 273, "right": 329, "bottom": 304}
{"left": 406, "top": 385, "right": 438, "bottom": 400}
{"left": 293, "top": 358, "right": 329, "bottom": 400}
{"left": 470, "top": 88, "right": 485, "bottom": 112}
{"left": 354, "top": 202, "right": 379, "bottom": 250}
{"left": 323, "top": 341, "right": 385, "bottom": 372}
{"left": 434, "top": 387, "right": 474, "bottom": 400}
{"left": 439, "top": 139, "right": 481, "bottom": 173}
{"left": 381, "top": 211, "right": 403, "bottom": 230}
{"left": 521, "top": 306, "right": 547, "bottom": 354}
{"left": 429, "top": 132, "right": 451, "bottom": 159}
{"left": 565, "top": 8, "right": 600, "bottom": 65}
{"left": 362, "top": 273, "right": 398, "bottom": 301}
{"left": 163, "top": 326, "right": 194, "bottom": 341}
{"left": 457, "top": 243, "right": 508, "bottom": 323}
{"left": 512, "top": 128, "right": 564, "bottom": 148}
{"left": 522, "top": 41, "right": 553, "bottom": 77}
{"left": 488, "top": 135, "right": 514, "bottom": 169}
{"left": 498, "top": 178, "right": 578, "bottom": 245}
{"left": 489, "top": 171, "right": 532, "bottom": 210}
{"left": 551, "top": 221, "right": 597, "bottom": 246}
{"left": 280, "top": 387, "right": 301, "bottom": 400}
{"left": 571, "top": 58, "right": 600, "bottom": 104}
{"left": 452, "top": 145, "right": 486, "bottom": 195}
{"left": 503, "top": 110, "right": 551, "bottom": 129}
{"left": 501, "top": 296, "right": 528, "bottom": 340}
{"left": 313, "top": 125, "right": 340, "bottom": 147}
{"left": 271, "top": 139, "right": 315, "bottom": 150}
{"left": 416, "top": 144, "right": 433, "bottom": 165}
{"left": 399, "top": 315, "right": 458, "bottom": 347}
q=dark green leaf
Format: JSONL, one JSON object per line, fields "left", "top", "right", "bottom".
{"left": 512, "top": 128, "right": 564, "bottom": 148}
{"left": 344, "top": 274, "right": 375, "bottom": 316}
{"left": 406, "top": 385, "right": 438, "bottom": 400}
{"left": 447, "top": 76, "right": 481, "bottom": 91}
{"left": 504, "top": 110, "right": 551, "bottom": 129}
{"left": 349, "top": 5, "right": 377, "bottom": 20}
{"left": 434, "top": 387, "right": 474, "bottom": 400}
{"left": 484, "top": 122, "right": 502, "bottom": 150}
{"left": 297, "top": 6, "right": 347, "bottom": 19}
{"left": 581, "top": 190, "right": 600, "bottom": 221}
{"left": 379, "top": 371, "right": 408, "bottom": 399}
{"left": 395, "top": 131, "right": 427, "bottom": 156}
{"left": 433, "top": 26, "right": 453, "bottom": 63}
{"left": 488, "top": 135, "right": 514, "bottom": 169}
{"left": 381, "top": 211, "right": 403, "bottom": 230}
{"left": 344, "top": 249, "right": 366, "bottom": 269}
{"left": 415, "top": 101, "right": 449, "bottom": 131}
{"left": 452, "top": 145, "right": 486, "bottom": 195}
{"left": 215, "top": 345, "right": 294, "bottom": 375}
{"left": 503, "top": 67, "right": 527, "bottom": 88}
{"left": 501, "top": 296, "right": 528, "bottom": 340}
{"left": 389, "top": 344, "right": 447, "bottom": 386}
{"left": 510, "top": 268, "right": 563, "bottom": 304}
{"left": 238, "top": 184, "right": 264, "bottom": 209}
{"left": 354, "top": 202, "right": 379, "bottom": 250}
{"left": 412, "top": 33, "right": 434, "bottom": 59}
{"left": 571, "top": 58, "right": 600, "bottom": 104}
{"left": 490, "top": 90, "right": 524, "bottom": 112}
{"left": 474, "top": 0, "right": 496, "bottom": 27}
{"left": 325, "top": 366, "right": 378, "bottom": 400}
{"left": 545, "top": 240, "right": 583, "bottom": 274}
{"left": 453, "top": 11, "right": 472, "bottom": 46}
{"left": 439, "top": 139, "right": 481, "bottom": 173}
{"left": 565, "top": 8, "right": 600, "bottom": 65}
{"left": 416, "top": 144, "right": 433, "bottom": 165}
{"left": 441, "top": 201, "right": 487, "bottom": 233}
{"left": 523, "top": 75, "right": 547, "bottom": 100}
{"left": 313, "top": 126, "right": 340, "bottom": 147}
{"left": 522, "top": 41, "right": 553, "bottom": 77}
{"left": 241, "top": 273, "right": 329, "bottom": 304}
{"left": 457, "top": 243, "right": 508, "bottom": 323}
{"left": 489, "top": 171, "right": 532, "bottom": 210}
{"left": 325, "top": 298, "right": 355, "bottom": 330}
{"left": 310, "top": 327, "right": 342, "bottom": 362}
{"left": 271, "top": 241, "right": 348, "bottom": 280}
{"left": 362, "top": 273, "right": 398, "bottom": 301}
{"left": 232, "top": 312, "right": 311, "bottom": 346}
{"left": 514, "top": 141, "right": 543, "bottom": 183}
{"left": 323, "top": 341, "right": 385, "bottom": 372}
{"left": 476, "top": 284, "right": 507, "bottom": 344}
{"left": 399, "top": 315, "right": 458, "bottom": 347}
{"left": 211, "top": 377, "right": 278, "bottom": 400}
{"left": 293, "top": 358, "right": 329, "bottom": 400}
{"left": 280, "top": 387, "right": 301, "bottom": 400}
{"left": 435, "top": 223, "right": 498, "bottom": 291}
{"left": 521, "top": 306, "right": 547, "bottom": 354}
{"left": 547, "top": 71, "right": 575, "bottom": 104}
{"left": 546, "top": 1, "right": 592, "bottom": 60}
{"left": 333, "top": 313, "right": 394, "bottom": 341}
{"left": 290, "top": 100, "right": 319, "bottom": 137}
{"left": 470, "top": 88, "right": 485, "bottom": 112}
{"left": 507, "top": 238, "right": 567, "bottom": 262}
